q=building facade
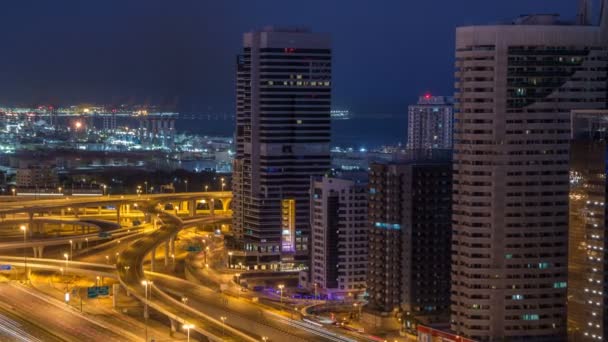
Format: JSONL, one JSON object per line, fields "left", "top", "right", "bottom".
{"left": 15, "top": 160, "right": 59, "bottom": 189}
{"left": 568, "top": 110, "right": 608, "bottom": 341}
{"left": 406, "top": 95, "right": 454, "bottom": 150}
{"left": 451, "top": 11, "right": 608, "bottom": 341}
{"left": 309, "top": 176, "right": 368, "bottom": 299}
{"left": 367, "top": 153, "right": 452, "bottom": 319}
{"left": 232, "top": 28, "right": 332, "bottom": 269}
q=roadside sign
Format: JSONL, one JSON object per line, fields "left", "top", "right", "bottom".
{"left": 186, "top": 245, "right": 202, "bottom": 252}
{"left": 87, "top": 287, "right": 99, "bottom": 298}
{"left": 97, "top": 286, "right": 110, "bottom": 296}
{"left": 87, "top": 286, "right": 109, "bottom": 298}
{"left": 0, "top": 265, "right": 11, "bottom": 271}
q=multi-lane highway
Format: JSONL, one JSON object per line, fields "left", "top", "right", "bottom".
{"left": 0, "top": 282, "right": 137, "bottom": 341}
{"left": 0, "top": 192, "right": 367, "bottom": 342}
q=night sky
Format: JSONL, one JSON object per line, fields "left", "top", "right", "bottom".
{"left": 0, "top": 0, "right": 576, "bottom": 116}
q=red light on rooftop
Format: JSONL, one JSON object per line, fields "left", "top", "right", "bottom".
{"left": 424, "top": 93, "right": 432, "bottom": 99}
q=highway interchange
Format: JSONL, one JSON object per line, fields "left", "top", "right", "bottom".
{"left": 0, "top": 193, "right": 368, "bottom": 342}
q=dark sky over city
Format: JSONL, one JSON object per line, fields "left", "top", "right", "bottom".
{"left": 0, "top": 0, "right": 576, "bottom": 115}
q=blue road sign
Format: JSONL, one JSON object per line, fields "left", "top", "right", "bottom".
{"left": 87, "top": 286, "right": 110, "bottom": 298}
{"left": 87, "top": 287, "right": 98, "bottom": 298}
{"left": 186, "top": 245, "right": 202, "bottom": 252}
{"left": 0, "top": 265, "right": 11, "bottom": 271}
{"left": 97, "top": 286, "right": 109, "bottom": 296}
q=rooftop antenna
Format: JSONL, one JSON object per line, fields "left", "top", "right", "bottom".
{"left": 577, "top": 0, "right": 591, "bottom": 25}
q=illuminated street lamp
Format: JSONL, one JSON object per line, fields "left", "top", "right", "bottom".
{"left": 262, "top": 337, "right": 269, "bottom": 342}
{"left": 220, "top": 316, "right": 227, "bottom": 338}
{"left": 144, "top": 181, "right": 148, "bottom": 195}
{"left": 235, "top": 273, "right": 241, "bottom": 286}
{"left": 20, "top": 225, "right": 27, "bottom": 280}
{"left": 58, "top": 186, "right": 62, "bottom": 194}
{"left": 185, "top": 179, "right": 188, "bottom": 192}
{"left": 171, "top": 253, "right": 175, "bottom": 269}
{"left": 69, "top": 240, "right": 73, "bottom": 260}
{"left": 221, "top": 182, "right": 226, "bottom": 191}
{"left": 141, "top": 280, "right": 154, "bottom": 341}
{"left": 85, "top": 237, "right": 89, "bottom": 249}
{"left": 228, "top": 251, "right": 233, "bottom": 268}
{"left": 63, "top": 253, "right": 69, "bottom": 273}
{"left": 181, "top": 296, "right": 188, "bottom": 306}
{"left": 204, "top": 185, "right": 208, "bottom": 192}
{"left": 102, "top": 184, "right": 107, "bottom": 196}
{"left": 105, "top": 255, "right": 110, "bottom": 264}
{"left": 278, "top": 284, "right": 285, "bottom": 304}
{"left": 11, "top": 188, "right": 15, "bottom": 196}
{"left": 183, "top": 323, "right": 194, "bottom": 342}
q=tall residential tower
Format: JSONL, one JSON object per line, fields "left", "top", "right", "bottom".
{"left": 367, "top": 151, "right": 452, "bottom": 324}
{"left": 309, "top": 175, "right": 368, "bottom": 299}
{"left": 406, "top": 95, "right": 454, "bottom": 150}
{"left": 232, "top": 28, "right": 332, "bottom": 270}
{"left": 451, "top": 9, "right": 608, "bottom": 342}
{"left": 568, "top": 110, "right": 608, "bottom": 341}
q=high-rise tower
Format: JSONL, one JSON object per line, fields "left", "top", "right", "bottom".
{"left": 568, "top": 110, "right": 608, "bottom": 341}
{"left": 451, "top": 9, "right": 608, "bottom": 341}
{"left": 406, "top": 95, "right": 454, "bottom": 150}
{"left": 232, "top": 27, "right": 332, "bottom": 270}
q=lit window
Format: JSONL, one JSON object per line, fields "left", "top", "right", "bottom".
{"left": 553, "top": 281, "right": 567, "bottom": 289}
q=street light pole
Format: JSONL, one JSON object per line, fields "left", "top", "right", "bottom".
{"left": 20, "top": 225, "right": 27, "bottom": 281}
{"left": 278, "top": 284, "right": 285, "bottom": 304}
{"left": 220, "top": 316, "right": 227, "bottom": 338}
{"left": 183, "top": 323, "right": 194, "bottom": 342}
{"left": 141, "top": 280, "right": 153, "bottom": 341}
{"left": 69, "top": 240, "right": 73, "bottom": 260}
{"left": 228, "top": 251, "right": 233, "bottom": 268}
{"left": 64, "top": 253, "right": 69, "bottom": 274}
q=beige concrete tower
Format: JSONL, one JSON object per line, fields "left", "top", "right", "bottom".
{"left": 451, "top": 11, "right": 608, "bottom": 342}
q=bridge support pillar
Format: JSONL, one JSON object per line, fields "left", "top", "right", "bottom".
{"left": 189, "top": 199, "right": 196, "bottom": 217}
{"left": 210, "top": 200, "right": 215, "bottom": 215}
{"left": 221, "top": 198, "right": 231, "bottom": 212}
{"left": 33, "top": 246, "right": 44, "bottom": 258}
{"left": 150, "top": 248, "right": 156, "bottom": 271}
{"left": 116, "top": 205, "right": 121, "bottom": 225}
{"left": 164, "top": 242, "right": 169, "bottom": 266}
{"left": 170, "top": 237, "right": 175, "bottom": 256}
{"left": 112, "top": 284, "right": 120, "bottom": 308}
{"left": 169, "top": 318, "right": 177, "bottom": 336}
{"left": 28, "top": 212, "right": 34, "bottom": 237}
